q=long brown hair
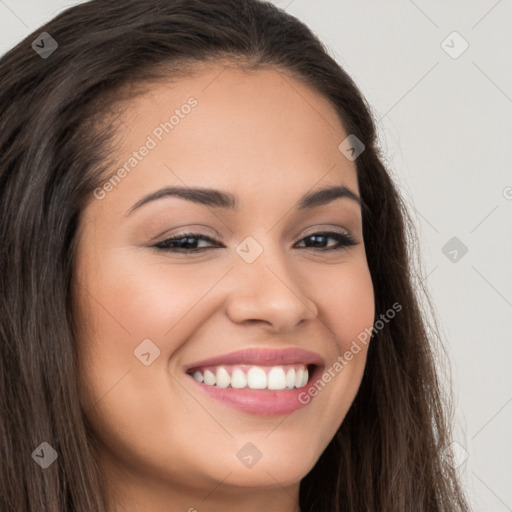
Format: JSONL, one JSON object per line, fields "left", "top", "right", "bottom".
{"left": 0, "top": 1, "right": 472, "bottom": 510}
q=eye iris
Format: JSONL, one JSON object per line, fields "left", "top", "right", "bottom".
{"left": 158, "top": 236, "right": 202, "bottom": 249}
{"left": 305, "top": 234, "right": 327, "bottom": 248}
{"left": 181, "top": 236, "right": 200, "bottom": 248}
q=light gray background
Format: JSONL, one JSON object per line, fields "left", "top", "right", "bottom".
{"left": 1, "top": 1, "right": 511, "bottom": 510}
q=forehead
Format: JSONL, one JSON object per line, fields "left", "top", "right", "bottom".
{"left": 93, "top": 65, "right": 359, "bottom": 216}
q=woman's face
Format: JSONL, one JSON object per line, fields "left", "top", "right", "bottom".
{"left": 73, "top": 65, "right": 375, "bottom": 509}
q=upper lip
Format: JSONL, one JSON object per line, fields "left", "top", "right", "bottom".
{"left": 185, "top": 347, "right": 324, "bottom": 372}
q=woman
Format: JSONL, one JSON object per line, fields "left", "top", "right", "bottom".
{"left": 0, "top": 0, "right": 472, "bottom": 511}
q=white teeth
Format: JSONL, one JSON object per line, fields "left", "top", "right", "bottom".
{"left": 231, "top": 368, "right": 248, "bottom": 388}
{"left": 189, "top": 364, "right": 311, "bottom": 390}
{"left": 295, "top": 367, "right": 304, "bottom": 388}
{"left": 286, "top": 368, "right": 296, "bottom": 389}
{"left": 216, "top": 367, "right": 230, "bottom": 388}
{"left": 203, "top": 369, "right": 216, "bottom": 386}
{"left": 301, "top": 368, "right": 309, "bottom": 387}
{"left": 247, "top": 367, "right": 267, "bottom": 389}
{"left": 267, "top": 367, "right": 287, "bottom": 390}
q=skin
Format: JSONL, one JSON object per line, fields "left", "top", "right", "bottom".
{"left": 72, "top": 64, "right": 375, "bottom": 512}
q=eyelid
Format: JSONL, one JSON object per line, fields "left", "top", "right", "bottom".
{"left": 154, "top": 224, "right": 354, "bottom": 244}
{"left": 299, "top": 225, "right": 351, "bottom": 238}
{"left": 151, "top": 227, "right": 358, "bottom": 253}
{"left": 150, "top": 224, "right": 220, "bottom": 244}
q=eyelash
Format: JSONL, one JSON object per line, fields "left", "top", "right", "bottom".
{"left": 152, "top": 231, "right": 357, "bottom": 253}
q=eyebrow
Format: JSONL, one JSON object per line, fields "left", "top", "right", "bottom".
{"left": 125, "top": 184, "right": 362, "bottom": 216}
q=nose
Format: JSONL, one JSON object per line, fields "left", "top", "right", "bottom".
{"left": 225, "top": 247, "right": 318, "bottom": 333}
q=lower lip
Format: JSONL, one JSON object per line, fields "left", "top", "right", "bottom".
{"left": 187, "top": 365, "right": 322, "bottom": 416}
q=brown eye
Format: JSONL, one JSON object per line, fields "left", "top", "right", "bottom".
{"left": 153, "top": 233, "right": 221, "bottom": 252}
{"left": 152, "top": 231, "right": 357, "bottom": 254}
{"left": 295, "top": 231, "right": 357, "bottom": 251}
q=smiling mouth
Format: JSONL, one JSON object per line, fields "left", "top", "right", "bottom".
{"left": 186, "top": 363, "right": 315, "bottom": 391}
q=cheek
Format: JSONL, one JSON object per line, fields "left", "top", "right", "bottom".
{"left": 315, "top": 260, "right": 375, "bottom": 350}
{"left": 73, "top": 253, "right": 222, "bottom": 483}
{"left": 301, "top": 260, "right": 374, "bottom": 433}
{"left": 73, "top": 250, "right": 231, "bottom": 408}
{"left": 78, "top": 248, "right": 224, "bottom": 342}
